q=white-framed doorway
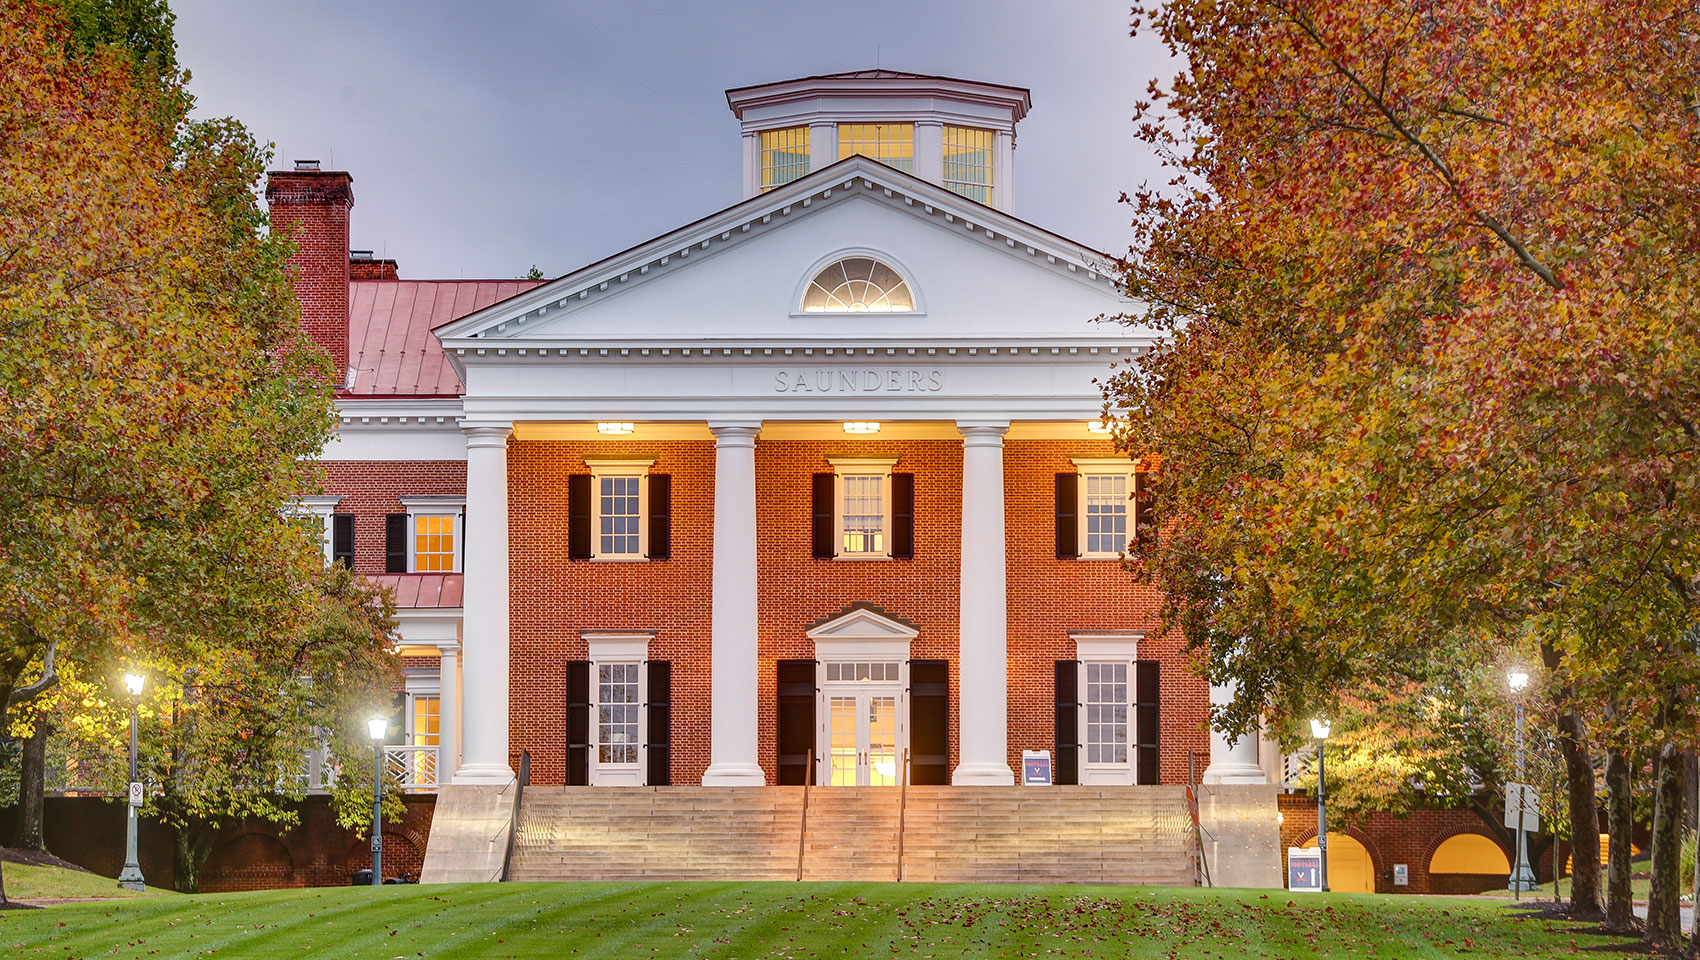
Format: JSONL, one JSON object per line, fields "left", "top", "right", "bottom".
{"left": 805, "top": 604, "right": 918, "bottom": 787}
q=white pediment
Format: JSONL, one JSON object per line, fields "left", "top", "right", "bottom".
{"left": 434, "top": 157, "right": 1145, "bottom": 349}
{"left": 805, "top": 603, "right": 921, "bottom": 642}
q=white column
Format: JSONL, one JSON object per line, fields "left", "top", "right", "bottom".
{"left": 914, "top": 120, "right": 944, "bottom": 186}
{"left": 953, "top": 421, "right": 1014, "bottom": 785}
{"left": 742, "top": 132, "right": 759, "bottom": 199}
{"left": 809, "top": 121, "right": 838, "bottom": 172}
{"left": 1201, "top": 681, "right": 1268, "bottom": 784}
{"left": 702, "top": 421, "right": 766, "bottom": 785}
{"left": 452, "top": 423, "right": 514, "bottom": 784}
{"left": 994, "top": 130, "right": 1016, "bottom": 213}
{"left": 437, "top": 642, "right": 460, "bottom": 788}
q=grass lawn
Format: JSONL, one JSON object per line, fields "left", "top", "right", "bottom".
{"left": 2, "top": 862, "right": 174, "bottom": 901}
{"left": 1476, "top": 874, "right": 1661, "bottom": 901}
{"left": 0, "top": 881, "right": 1639, "bottom": 959}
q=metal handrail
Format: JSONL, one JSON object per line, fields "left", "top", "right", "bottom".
{"left": 796, "top": 747, "right": 814, "bottom": 881}
{"left": 500, "top": 750, "right": 531, "bottom": 882}
{"left": 896, "top": 750, "right": 911, "bottom": 882}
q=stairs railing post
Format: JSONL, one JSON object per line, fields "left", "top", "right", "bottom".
{"left": 796, "top": 747, "right": 813, "bottom": 881}
{"left": 500, "top": 750, "right": 531, "bottom": 882}
{"left": 896, "top": 749, "right": 910, "bottom": 882}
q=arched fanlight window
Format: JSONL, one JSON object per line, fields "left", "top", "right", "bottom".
{"left": 801, "top": 257, "right": 914, "bottom": 313}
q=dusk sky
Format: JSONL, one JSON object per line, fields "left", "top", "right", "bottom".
{"left": 174, "top": 1, "right": 1173, "bottom": 280}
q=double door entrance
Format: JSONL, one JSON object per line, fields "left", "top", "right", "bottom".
{"left": 817, "top": 661, "right": 906, "bottom": 787}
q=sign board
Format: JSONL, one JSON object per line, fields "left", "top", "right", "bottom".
{"left": 1287, "top": 847, "right": 1323, "bottom": 892}
{"left": 127, "top": 782, "right": 143, "bottom": 807}
{"left": 1021, "top": 750, "right": 1052, "bottom": 786}
{"left": 371, "top": 834, "right": 383, "bottom": 852}
{"left": 1504, "top": 782, "right": 1540, "bottom": 832}
{"left": 1393, "top": 863, "right": 1409, "bottom": 886}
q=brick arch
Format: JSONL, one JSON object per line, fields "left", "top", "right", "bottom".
{"left": 1296, "top": 827, "right": 1384, "bottom": 893}
{"left": 1421, "top": 826, "right": 1509, "bottom": 871}
{"left": 201, "top": 832, "right": 296, "bottom": 892}
{"left": 344, "top": 829, "right": 422, "bottom": 880}
{"left": 1423, "top": 827, "right": 1513, "bottom": 895}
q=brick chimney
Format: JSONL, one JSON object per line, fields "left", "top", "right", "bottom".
{"left": 348, "top": 249, "right": 400, "bottom": 281}
{"left": 266, "top": 160, "right": 353, "bottom": 380}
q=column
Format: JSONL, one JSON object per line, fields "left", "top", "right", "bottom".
{"left": 452, "top": 423, "right": 515, "bottom": 784}
{"left": 1201, "top": 681, "right": 1268, "bottom": 784}
{"left": 702, "top": 421, "right": 766, "bottom": 785}
{"left": 994, "top": 130, "right": 1016, "bottom": 213}
{"left": 953, "top": 421, "right": 1014, "bottom": 785}
{"left": 809, "top": 121, "right": 838, "bottom": 172}
{"left": 742, "top": 132, "right": 760, "bottom": 199}
{"left": 437, "top": 642, "right": 460, "bottom": 788}
{"left": 914, "top": 120, "right": 945, "bottom": 186}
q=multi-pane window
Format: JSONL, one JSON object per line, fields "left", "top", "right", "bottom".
{"left": 597, "top": 663, "right": 640, "bottom": 765}
{"left": 760, "top": 126, "right": 810, "bottom": 190}
{"left": 841, "top": 474, "right": 885, "bottom": 555}
{"left": 413, "top": 515, "right": 457, "bottom": 571}
{"left": 824, "top": 661, "right": 900, "bottom": 682}
{"left": 599, "top": 476, "right": 642, "bottom": 557}
{"left": 801, "top": 257, "right": 914, "bottom": 313}
{"left": 838, "top": 123, "right": 914, "bottom": 172}
{"left": 411, "top": 696, "right": 440, "bottom": 746}
{"left": 942, "top": 126, "right": 995, "bottom": 204}
{"left": 1084, "top": 662, "right": 1130, "bottom": 765}
{"left": 1084, "top": 473, "right": 1130, "bottom": 557}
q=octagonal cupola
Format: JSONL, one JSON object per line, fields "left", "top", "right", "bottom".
{"left": 725, "top": 70, "right": 1032, "bottom": 213}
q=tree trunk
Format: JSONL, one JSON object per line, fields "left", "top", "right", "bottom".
{"left": 12, "top": 718, "right": 49, "bottom": 852}
{"left": 0, "top": 681, "right": 11, "bottom": 906}
{"left": 171, "top": 821, "right": 218, "bottom": 894}
{"left": 1606, "top": 747, "right": 1637, "bottom": 931}
{"left": 1557, "top": 708, "right": 1604, "bottom": 918}
{"left": 1685, "top": 752, "right": 1698, "bottom": 833}
{"left": 1646, "top": 740, "right": 1685, "bottom": 952}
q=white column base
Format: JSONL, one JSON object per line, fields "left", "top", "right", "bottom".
{"left": 952, "top": 762, "right": 1016, "bottom": 786}
{"left": 1201, "top": 762, "right": 1268, "bottom": 785}
{"left": 701, "top": 762, "right": 767, "bottom": 786}
{"left": 451, "top": 763, "right": 516, "bottom": 786}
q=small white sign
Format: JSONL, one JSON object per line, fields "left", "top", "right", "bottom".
{"left": 127, "top": 782, "right": 143, "bottom": 807}
{"left": 371, "top": 834, "right": 382, "bottom": 852}
{"left": 1288, "top": 847, "right": 1323, "bottom": 892}
{"left": 1393, "top": 863, "right": 1409, "bottom": 886}
{"left": 1504, "top": 782, "right": 1540, "bottom": 832}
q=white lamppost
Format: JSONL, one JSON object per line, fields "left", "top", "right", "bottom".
{"left": 1311, "top": 717, "right": 1331, "bottom": 893}
{"left": 117, "top": 673, "right": 146, "bottom": 891}
{"left": 1507, "top": 671, "right": 1537, "bottom": 895}
{"left": 367, "top": 715, "right": 388, "bottom": 886}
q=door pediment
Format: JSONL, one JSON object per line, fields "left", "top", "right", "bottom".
{"left": 806, "top": 602, "right": 920, "bottom": 643}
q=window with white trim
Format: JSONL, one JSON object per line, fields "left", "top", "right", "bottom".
{"left": 587, "top": 459, "right": 654, "bottom": 560}
{"left": 1071, "top": 459, "right": 1136, "bottom": 560}
{"left": 294, "top": 496, "right": 342, "bottom": 564}
{"left": 400, "top": 496, "right": 465, "bottom": 572}
{"left": 832, "top": 458, "right": 897, "bottom": 559}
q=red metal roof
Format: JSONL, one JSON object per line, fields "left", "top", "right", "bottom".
{"left": 346, "top": 280, "right": 544, "bottom": 397}
{"left": 369, "top": 573, "right": 464, "bottom": 609}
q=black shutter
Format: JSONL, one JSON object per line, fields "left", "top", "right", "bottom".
{"left": 331, "top": 514, "right": 355, "bottom": 568}
{"left": 909, "top": 659, "right": 949, "bottom": 785}
{"left": 811, "top": 473, "right": 835, "bottom": 559}
{"left": 1055, "top": 660, "right": 1079, "bottom": 785}
{"left": 646, "top": 661, "right": 671, "bottom": 786}
{"left": 384, "top": 514, "right": 408, "bottom": 573}
{"left": 648, "top": 474, "right": 671, "bottom": 560}
{"left": 1134, "top": 471, "right": 1158, "bottom": 545}
{"left": 1055, "top": 473, "right": 1079, "bottom": 559}
{"left": 1134, "top": 659, "right": 1161, "bottom": 785}
{"left": 891, "top": 473, "right": 915, "bottom": 559}
{"left": 568, "top": 474, "right": 592, "bottom": 560}
{"left": 777, "top": 659, "right": 816, "bottom": 785}
{"left": 565, "top": 660, "right": 590, "bottom": 785}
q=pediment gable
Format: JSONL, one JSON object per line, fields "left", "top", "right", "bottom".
{"left": 805, "top": 602, "right": 921, "bottom": 641}
{"left": 434, "top": 156, "right": 1136, "bottom": 346}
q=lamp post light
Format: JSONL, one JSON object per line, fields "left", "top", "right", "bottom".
{"left": 117, "top": 673, "right": 146, "bottom": 891}
{"left": 1506, "top": 670, "right": 1537, "bottom": 896}
{"left": 1311, "top": 717, "right": 1331, "bottom": 893}
{"left": 368, "top": 715, "right": 388, "bottom": 887}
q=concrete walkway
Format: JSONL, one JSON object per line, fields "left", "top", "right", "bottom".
{"left": 1630, "top": 903, "right": 1694, "bottom": 928}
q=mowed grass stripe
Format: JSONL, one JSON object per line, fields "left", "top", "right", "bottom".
{"left": 0, "top": 880, "right": 1636, "bottom": 959}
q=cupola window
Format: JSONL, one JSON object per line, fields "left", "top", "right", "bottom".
{"left": 838, "top": 123, "right": 914, "bottom": 173}
{"left": 801, "top": 257, "right": 914, "bottom": 313}
{"left": 943, "top": 125, "right": 995, "bottom": 204}
{"left": 760, "top": 126, "right": 810, "bottom": 190}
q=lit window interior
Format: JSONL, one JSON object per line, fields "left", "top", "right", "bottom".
{"left": 802, "top": 258, "right": 914, "bottom": 313}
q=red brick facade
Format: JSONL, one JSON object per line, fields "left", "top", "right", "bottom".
{"left": 322, "top": 460, "right": 468, "bottom": 573}
{"left": 265, "top": 167, "right": 353, "bottom": 376}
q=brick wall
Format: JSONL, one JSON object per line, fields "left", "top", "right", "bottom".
{"left": 1276, "top": 793, "right": 1559, "bottom": 895}
{"left": 322, "top": 461, "right": 468, "bottom": 573}
{"left": 265, "top": 169, "right": 353, "bottom": 376}
{"left": 503, "top": 435, "right": 1206, "bottom": 787}
{"left": 11, "top": 794, "right": 435, "bottom": 891}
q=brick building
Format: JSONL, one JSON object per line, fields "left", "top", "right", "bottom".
{"left": 273, "top": 69, "right": 1437, "bottom": 888}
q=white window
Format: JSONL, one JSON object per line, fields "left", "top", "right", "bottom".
{"left": 1071, "top": 459, "right": 1136, "bottom": 560}
{"left": 295, "top": 496, "right": 342, "bottom": 564}
{"left": 400, "top": 496, "right": 465, "bottom": 572}
{"left": 1071, "top": 633, "right": 1142, "bottom": 785}
{"left": 586, "top": 460, "right": 654, "bottom": 560}
{"left": 831, "top": 458, "right": 897, "bottom": 559}
{"left": 586, "top": 633, "right": 651, "bottom": 786}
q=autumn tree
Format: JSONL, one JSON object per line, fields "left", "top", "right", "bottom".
{"left": 1109, "top": 0, "right": 1700, "bottom": 935}
{"left": 0, "top": 0, "right": 337, "bottom": 899}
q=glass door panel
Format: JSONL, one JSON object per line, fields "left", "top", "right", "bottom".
{"left": 829, "top": 696, "right": 859, "bottom": 786}
{"left": 867, "top": 695, "right": 899, "bottom": 786}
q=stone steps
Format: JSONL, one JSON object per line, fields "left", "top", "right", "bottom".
{"left": 505, "top": 785, "right": 1195, "bottom": 885}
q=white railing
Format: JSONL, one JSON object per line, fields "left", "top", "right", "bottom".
{"left": 384, "top": 745, "right": 440, "bottom": 791}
